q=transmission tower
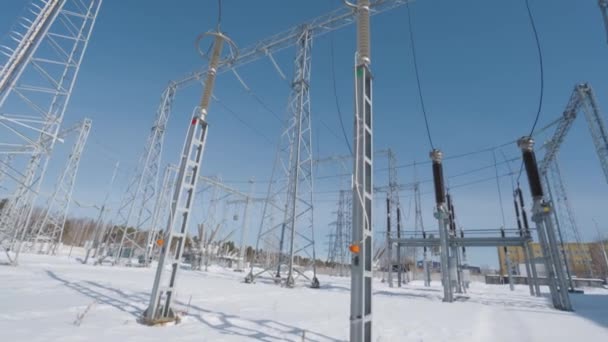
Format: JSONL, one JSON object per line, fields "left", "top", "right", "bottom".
{"left": 26, "top": 118, "right": 91, "bottom": 257}
{"left": 247, "top": 28, "right": 318, "bottom": 288}
{"left": 0, "top": 0, "right": 102, "bottom": 253}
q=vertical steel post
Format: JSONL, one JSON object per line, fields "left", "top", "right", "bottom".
{"left": 349, "top": 0, "right": 373, "bottom": 340}
{"left": 237, "top": 179, "right": 254, "bottom": 271}
{"left": 518, "top": 137, "right": 572, "bottom": 311}
{"left": 385, "top": 195, "right": 393, "bottom": 287}
{"left": 143, "top": 31, "right": 237, "bottom": 324}
{"left": 431, "top": 149, "right": 453, "bottom": 302}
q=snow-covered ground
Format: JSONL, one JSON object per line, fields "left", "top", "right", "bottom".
{"left": 1, "top": 252, "right": 607, "bottom": 341}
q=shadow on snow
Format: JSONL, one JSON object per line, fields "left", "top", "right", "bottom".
{"left": 45, "top": 270, "right": 344, "bottom": 342}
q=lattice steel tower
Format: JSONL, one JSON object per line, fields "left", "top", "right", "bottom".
{"left": 247, "top": 28, "right": 319, "bottom": 288}
{"left": 0, "top": 0, "right": 102, "bottom": 253}
{"left": 23, "top": 118, "right": 92, "bottom": 257}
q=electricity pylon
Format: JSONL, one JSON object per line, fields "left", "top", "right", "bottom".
{"left": 0, "top": 0, "right": 102, "bottom": 254}
{"left": 21, "top": 118, "right": 92, "bottom": 258}
{"left": 247, "top": 28, "right": 319, "bottom": 288}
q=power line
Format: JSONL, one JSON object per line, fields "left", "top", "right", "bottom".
{"left": 518, "top": 0, "right": 545, "bottom": 183}
{"left": 524, "top": 0, "right": 544, "bottom": 136}
{"left": 406, "top": 1, "right": 435, "bottom": 150}
{"left": 329, "top": 32, "right": 352, "bottom": 155}
{"left": 212, "top": 95, "right": 275, "bottom": 145}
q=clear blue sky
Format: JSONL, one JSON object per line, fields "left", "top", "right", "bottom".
{"left": 1, "top": 0, "right": 607, "bottom": 268}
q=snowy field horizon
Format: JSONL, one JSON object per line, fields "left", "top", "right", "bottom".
{"left": 1, "top": 248, "right": 607, "bottom": 341}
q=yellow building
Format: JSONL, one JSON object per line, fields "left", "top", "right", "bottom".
{"left": 498, "top": 241, "right": 608, "bottom": 279}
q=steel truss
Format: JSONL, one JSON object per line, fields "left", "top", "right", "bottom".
{"left": 538, "top": 83, "right": 608, "bottom": 279}
{"left": 23, "top": 118, "right": 91, "bottom": 256}
{"left": 246, "top": 28, "right": 318, "bottom": 288}
{"left": 0, "top": 0, "right": 102, "bottom": 256}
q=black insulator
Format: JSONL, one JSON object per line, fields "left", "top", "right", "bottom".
{"left": 396, "top": 206, "right": 402, "bottom": 238}
{"left": 422, "top": 231, "right": 427, "bottom": 252}
{"left": 386, "top": 197, "right": 391, "bottom": 233}
{"left": 460, "top": 230, "right": 465, "bottom": 253}
{"left": 522, "top": 150, "right": 543, "bottom": 198}
{"left": 513, "top": 199, "right": 520, "bottom": 218}
{"left": 522, "top": 210, "right": 530, "bottom": 233}
{"left": 517, "top": 188, "right": 525, "bottom": 208}
{"left": 500, "top": 229, "right": 506, "bottom": 238}
{"left": 432, "top": 161, "right": 446, "bottom": 204}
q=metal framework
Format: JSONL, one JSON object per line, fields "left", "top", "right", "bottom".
{"left": 520, "top": 137, "right": 572, "bottom": 311}
{"left": 544, "top": 157, "right": 595, "bottom": 278}
{"left": 143, "top": 29, "right": 237, "bottom": 324}
{"left": 110, "top": 0, "right": 410, "bottom": 265}
{"left": 22, "top": 118, "right": 92, "bottom": 257}
{"left": 540, "top": 84, "right": 608, "bottom": 181}
{"left": 328, "top": 189, "right": 352, "bottom": 276}
{"left": 538, "top": 83, "right": 608, "bottom": 280}
{"left": 0, "top": 0, "right": 102, "bottom": 255}
{"left": 247, "top": 28, "right": 318, "bottom": 288}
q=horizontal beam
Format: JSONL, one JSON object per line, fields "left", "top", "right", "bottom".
{"left": 390, "top": 236, "right": 531, "bottom": 248}
{"left": 171, "top": 0, "right": 411, "bottom": 89}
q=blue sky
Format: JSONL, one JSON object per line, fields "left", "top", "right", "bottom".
{"left": 1, "top": 0, "right": 607, "bottom": 268}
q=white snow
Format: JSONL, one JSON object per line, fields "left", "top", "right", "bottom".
{"left": 1, "top": 252, "right": 607, "bottom": 341}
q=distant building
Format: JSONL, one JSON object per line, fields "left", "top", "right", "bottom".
{"left": 497, "top": 241, "right": 608, "bottom": 279}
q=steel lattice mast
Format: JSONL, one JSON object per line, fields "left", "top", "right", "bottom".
{"left": 246, "top": 28, "right": 319, "bottom": 288}
{"left": 21, "top": 118, "right": 92, "bottom": 258}
{"left": 101, "top": 85, "right": 175, "bottom": 264}
{"left": 540, "top": 83, "right": 608, "bottom": 182}
{"left": 544, "top": 157, "right": 595, "bottom": 278}
{"left": 0, "top": 0, "right": 102, "bottom": 253}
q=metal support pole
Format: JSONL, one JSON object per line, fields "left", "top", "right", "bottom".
{"left": 519, "top": 137, "right": 572, "bottom": 311}
{"left": 386, "top": 195, "right": 393, "bottom": 287}
{"left": 143, "top": 30, "right": 237, "bottom": 325}
{"left": 349, "top": 0, "right": 373, "bottom": 340}
{"left": 501, "top": 229, "right": 515, "bottom": 291}
{"left": 593, "top": 219, "right": 608, "bottom": 280}
{"left": 422, "top": 232, "right": 430, "bottom": 287}
{"left": 447, "top": 194, "right": 462, "bottom": 294}
{"left": 396, "top": 203, "right": 402, "bottom": 286}
{"left": 518, "top": 187, "right": 541, "bottom": 296}
{"left": 237, "top": 179, "right": 254, "bottom": 271}
{"left": 431, "top": 149, "right": 453, "bottom": 303}
{"left": 83, "top": 162, "right": 119, "bottom": 264}
{"left": 544, "top": 173, "right": 575, "bottom": 290}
